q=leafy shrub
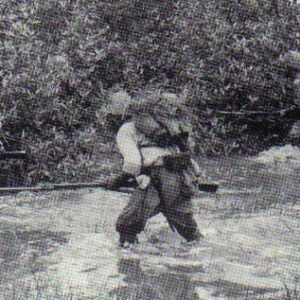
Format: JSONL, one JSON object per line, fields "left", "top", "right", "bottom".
{"left": 0, "top": 0, "right": 299, "bottom": 185}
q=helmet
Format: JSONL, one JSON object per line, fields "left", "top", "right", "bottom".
{"left": 152, "top": 92, "right": 187, "bottom": 118}
{"left": 106, "top": 91, "right": 133, "bottom": 118}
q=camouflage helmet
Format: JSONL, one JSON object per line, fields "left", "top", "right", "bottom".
{"left": 154, "top": 92, "right": 187, "bottom": 117}
{"left": 106, "top": 90, "right": 186, "bottom": 118}
{"left": 106, "top": 90, "right": 134, "bottom": 118}
{"left": 132, "top": 90, "right": 185, "bottom": 115}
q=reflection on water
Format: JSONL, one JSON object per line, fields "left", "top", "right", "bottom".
{"left": 109, "top": 257, "right": 200, "bottom": 300}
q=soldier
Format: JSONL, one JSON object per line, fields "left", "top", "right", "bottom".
{"left": 107, "top": 91, "right": 203, "bottom": 247}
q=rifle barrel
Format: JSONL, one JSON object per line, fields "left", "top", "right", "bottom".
{"left": 0, "top": 181, "right": 218, "bottom": 194}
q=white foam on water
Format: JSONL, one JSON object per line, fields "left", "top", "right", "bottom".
{"left": 27, "top": 185, "right": 300, "bottom": 299}
{"left": 195, "top": 286, "right": 223, "bottom": 300}
{"left": 47, "top": 232, "right": 122, "bottom": 298}
{"left": 253, "top": 145, "right": 300, "bottom": 166}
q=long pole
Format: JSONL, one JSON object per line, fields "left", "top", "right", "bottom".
{"left": 0, "top": 181, "right": 218, "bottom": 194}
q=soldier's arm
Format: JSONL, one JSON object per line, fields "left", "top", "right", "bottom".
{"left": 116, "top": 122, "right": 152, "bottom": 190}
{"left": 116, "top": 122, "right": 142, "bottom": 176}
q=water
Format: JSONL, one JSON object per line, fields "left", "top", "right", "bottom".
{"left": 0, "top": 157, "right": 300, "bottom": 299}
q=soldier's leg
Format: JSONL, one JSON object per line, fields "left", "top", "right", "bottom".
{"left": 158, "top": 167, "right": 202, "bottom": 242}
{"left": 163, "top": 200, "right": 202, "bottom": 242}
{"left": 116, "top": 184, "right": 160, "bottom": 246}
{"left": 158, "top": 167, "right": 182, "bottom": 208}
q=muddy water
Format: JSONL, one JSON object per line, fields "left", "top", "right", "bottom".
{"left": 0, "top": 158, "right": 300, "bottom": 299}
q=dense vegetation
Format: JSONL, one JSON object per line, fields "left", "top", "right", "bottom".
{"left": 0, "top": 0, "right": 300, "bottom": 186}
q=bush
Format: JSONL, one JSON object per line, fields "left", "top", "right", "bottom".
{"left": 0, "top": 0, "right": 299, "bottom": 185}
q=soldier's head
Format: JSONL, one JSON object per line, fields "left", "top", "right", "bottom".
{"left": 135, "top": 91, "right": 185, "bottom": 118}
{"left": 105, "top": 90, "right": 135, "bottom": 131}
{"left": 106, "top": 90, "right": 186, "bottom": 121}
{"left": 157, "top": 92, "right": 182, "bottom": 116}
{"left": 106, "top": 90, "right": 133, "bottom": 119}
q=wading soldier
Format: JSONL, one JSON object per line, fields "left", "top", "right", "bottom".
{"left": 107, "top": 91, "right": 203, "bottom": 247}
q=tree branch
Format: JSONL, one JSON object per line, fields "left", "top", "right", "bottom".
{"left": 214, "top": 107, "right": 296, "bottom": 116}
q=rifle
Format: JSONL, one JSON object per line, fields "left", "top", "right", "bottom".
{"left": 0, "top": 150, "right": 219, "bottom": 194}
{"left": 0, "top": 178, "right": 218, "bottom": 194}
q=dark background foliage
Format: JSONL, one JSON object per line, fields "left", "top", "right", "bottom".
{"left": 0, "top": 0, "right": 300, "bottom": 186}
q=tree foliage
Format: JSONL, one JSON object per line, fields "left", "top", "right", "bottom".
{"left": 0, "top": 0, "right": 299, "bottom": 185}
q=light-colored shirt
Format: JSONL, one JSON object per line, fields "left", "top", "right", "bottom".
{"left": 116, "top": 121, "right": 178, "bottom": 175}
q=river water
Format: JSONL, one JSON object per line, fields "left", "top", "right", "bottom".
{"left": 0, "top": 157, "right": 300, "bottom": 299}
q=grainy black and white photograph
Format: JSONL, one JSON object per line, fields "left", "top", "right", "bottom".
{"left": 1, "top": 1, "right": 300, "bottom": 299}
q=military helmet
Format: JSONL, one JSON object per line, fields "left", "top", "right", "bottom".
{"left": 153, "top": 92, "right": 187, "bottom": 118}
{"left": 106, "top": 90, "right": 186, "bottom": 118}
{"left": 106, "top": 90, "right": 134, "bottom": 118}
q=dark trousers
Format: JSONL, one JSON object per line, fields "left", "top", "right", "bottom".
{"left": 116, "top": 166, "right": 201, "bottom": 245}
